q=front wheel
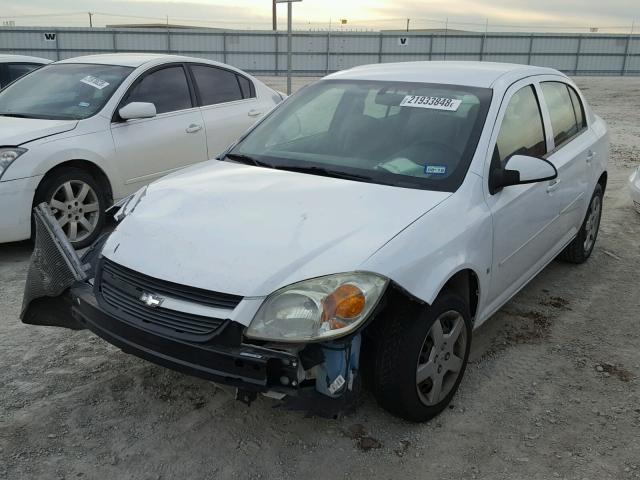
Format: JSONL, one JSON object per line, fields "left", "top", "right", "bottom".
{"left": 559, "top": 183, "right": 603, "bottom": 264}
{"left": 34, "top": 168, "right": 106, "bottom": 249}
{"left": 371, "top": 291, "right": 472, "bottom": 422}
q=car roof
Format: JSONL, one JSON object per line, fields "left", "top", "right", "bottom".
{"left": 325, "top": 61, "right": 564, "bottom": 88}
{"left": 0, "top": 54, "right": 52, "bottom": 64}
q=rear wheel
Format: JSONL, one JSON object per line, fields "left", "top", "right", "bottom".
{"left": 559, "top": 184, "right": 603, "bottom": 264}
{"left": 34, "top": 168, "right": 106, "bottom": 249}
{"left": 371, "top": 291, "right": 472, "bottom": 422}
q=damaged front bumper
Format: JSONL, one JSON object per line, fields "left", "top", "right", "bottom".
{"left": 21, "top": 204, "right": 366, "bottom": 411}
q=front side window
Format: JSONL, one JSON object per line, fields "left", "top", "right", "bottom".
{"left": 495, "top": 85, "right": 547, "bottom": 165}
{"left": 230, "top": 80, "right": 492, "bottom": 192}
{"left": 541, "top": 81, "right": 580, "bottom": 148}
{"left": 0, "top": 63, "right": 133, "bottom": 120}
{"left": 190, "top": 65, "right": 244, "bottom": 106}
{"left": 125, "top": 66, "right": 192, "bottom": 115}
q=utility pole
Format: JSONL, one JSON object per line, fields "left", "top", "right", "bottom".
{"left": 272, "top": 0, "right": 277, "bottom": 30}
{"left": 88, "top": 12, "right": 93, "bottom": 28}
{"left": 406, "top": 18, "right": 410, "bottom": 32}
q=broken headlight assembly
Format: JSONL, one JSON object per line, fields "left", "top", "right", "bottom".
{"left": 245, "top": 272, "right": 388, "bottom": 342}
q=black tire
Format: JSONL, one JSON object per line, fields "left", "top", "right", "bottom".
{"left": 559, "top": 183, "right": 603, "bottom": 264}
{"left": 34, "top": 167, "right": 106, "bottom": 249}
{"left": 370, "top": 291, "right": 472, "bottom": 422}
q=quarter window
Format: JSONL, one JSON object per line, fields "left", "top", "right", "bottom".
{"left": 541, "top": 81, "right": 580, "bottom": 147}
{"left": 125, "top": 66, "right": 192, "bottom": 114}
{"left": 567, "top": 85, "right": 586, "bottom": 129}
{"left": 191, "top": 65, "right": 245, "bottom": 106}
{"left": 495, "top": 85, "right": 547, "bottom": 165}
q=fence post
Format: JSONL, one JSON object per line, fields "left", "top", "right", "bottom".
{"left": 428, "top": 34, "right": 433, "bottom": 60}
{"left": 574, "top": 35, "right": 582, "bottom": 75}
{"left": 112, "top": 30, "right": 117, "bottom": 52}
{"left": 54, "top": 29, "right": 60, "bottom": 61}
{"left": 222, "top": 32, "right": 227, "bottom": 64}
{"left": 378, "top": 32, "right": 383, "bottom": 64}
{"left": 479, "top": 33, "right": 485, "bottom": 61}
{"left": 274, "top": 32, "right": 279, "bottom": 76}
{"left": 326, "top": 30, "right": 331, "bottom": 74}
{"left": 167, "top": 28, "right": 171, "bottom": 53}
{"left": 527, "top": 33, "right": 534, "bottom": 65}
{"left": 621, "top": 22, "right": 634, "bottom": 76}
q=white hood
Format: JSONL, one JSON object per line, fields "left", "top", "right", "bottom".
{"left": 102, "top": 161, "right": 451, "bottom": 297}
{"left": 0, "top": 116, "right": 77, "bottom": 145}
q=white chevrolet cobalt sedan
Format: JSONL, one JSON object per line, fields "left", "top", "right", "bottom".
{"left": 0, "top": 54, "right": 282, "bottom": 247}
{"left": 23, "top": 62, "right": 608, "bottom": 422}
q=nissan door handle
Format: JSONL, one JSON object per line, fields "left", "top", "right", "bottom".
{"left": 248, "top": 109, "right": 263, "bottom": 117}
{"left": 586, "top": 150, "right": 596, "bottom": 163}
{"left": 185, "top": 124, "right": 202, "bottom": 133}
{"left": 547, "top": 179, "right": 562, "bottom": 193}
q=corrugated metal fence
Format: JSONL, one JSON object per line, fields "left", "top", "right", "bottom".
{"left": 1, "top": 26, "right": 639, "bottom": 76}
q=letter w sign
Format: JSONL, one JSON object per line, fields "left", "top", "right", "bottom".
{"left": 43, "top": 33, "right": 57, "bottom": 42}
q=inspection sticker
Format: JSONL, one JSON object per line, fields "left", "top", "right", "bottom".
{"left": 80, "top": 75, "right": 110, "bottom": 90}
{"left": 400, "top": 95, "right": 461, "bottom": 111}
{"left": 328, "top": 375, "right": 346, "bottom": 395}
{"left": 425, "top": 165, "right": 447, "bottom": 175}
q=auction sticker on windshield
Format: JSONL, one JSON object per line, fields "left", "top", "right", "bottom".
{"left": 80, "top": 75, "right": 110, "bottom": 90}
{"left": 400, "top": 95, "right": 461, "bottom": 111}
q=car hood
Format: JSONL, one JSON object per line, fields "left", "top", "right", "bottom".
{"left": 101, "top": 161, "right": 451, "bottom": 297}
{"left": 0, "top": 116, "right": 78, "bottom": 145}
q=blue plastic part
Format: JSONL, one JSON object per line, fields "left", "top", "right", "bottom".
{"left": 315, "top": 334, "right": 361, "bottom": 398}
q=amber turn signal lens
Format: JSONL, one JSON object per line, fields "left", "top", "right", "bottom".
{"left": 322, "top": 284, "right": 366, "bottom": 329}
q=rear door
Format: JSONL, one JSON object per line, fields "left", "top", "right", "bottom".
{"left": 110, "top": 64, "right": 207, "bottom": 190}
{"left": 187, "top": 64, "right": 264, "bottom": 158}
{"left": 538, "top": 79, "right": 592, "bottom": 240}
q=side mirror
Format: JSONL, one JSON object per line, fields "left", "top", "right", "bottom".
{"left": 490, "top": 154, "right": 557, "bottom": 194}
{"left": 118, "top": 102, "right": 156, "bottom": 120}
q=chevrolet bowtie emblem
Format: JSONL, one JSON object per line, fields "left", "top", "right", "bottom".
{"left": 140, "top": 291, "right": 163, "bottom": 308}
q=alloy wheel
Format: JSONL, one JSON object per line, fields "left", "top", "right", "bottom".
{"left": 416, "top": 310, "right": 467, "bottom": 406}
{"left": 583, "top": 195, "right": 601, "bottom": 253}
{"left": 49, "top": 180, "right": 100, "bottom": 243}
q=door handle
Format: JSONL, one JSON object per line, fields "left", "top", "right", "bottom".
{"left": 547, "top": 179, "right": 562, "bottom": 193}
{"left": 586, "top": 150, "right": 596, "bottom": 163}
{"left": 248, "top": 109, "right": 263, "bottom": 117}
{"left": 185, "top": 124, "right": 202, "bottom": 133}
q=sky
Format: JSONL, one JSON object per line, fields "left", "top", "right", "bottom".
{"left": 1, "top": 0, "right": 638, "bottom": 32}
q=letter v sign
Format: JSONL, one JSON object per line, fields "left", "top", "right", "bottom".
{"left": 398, "top": 37, "right": 409, "bottom": 46}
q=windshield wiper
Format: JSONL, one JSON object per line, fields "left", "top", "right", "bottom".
{"left": 224, "top": 153, "right": 274, "bottom": 169}
{"left": 276, "top": 165, "right": 373, "bottom": 182}
{"left": 0, "top": 112, "right": 38, "bottom": 119}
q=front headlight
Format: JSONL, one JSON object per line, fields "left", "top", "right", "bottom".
{"left": 0, "top": 147, "right": 27, "bottom": 180}
{"left": 246, "top": 272, "right": 388, "bottom": 342}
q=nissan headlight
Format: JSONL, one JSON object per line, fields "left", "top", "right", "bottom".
{"left": 246, "top": 272, "right": 388, "bottom": 342}
{"left": 0, "top": 147, "right": 27, "bottom": 180}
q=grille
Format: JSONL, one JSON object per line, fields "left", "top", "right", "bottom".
{"left": 98, "top": 259, "right": 242, "bottom": 339}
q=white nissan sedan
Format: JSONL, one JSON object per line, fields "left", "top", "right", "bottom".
{"left": 0, "top": 54, "right": 282, "bottom": 247}
{"left": 22, "top": 62, "right": 608, "bottom": 422}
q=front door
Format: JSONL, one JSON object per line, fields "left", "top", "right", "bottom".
{"left": 485, "top": 81, "right": 561, "bottom": 309}
{"left": 110, "top": 65, "right": 207, "bottom": 194}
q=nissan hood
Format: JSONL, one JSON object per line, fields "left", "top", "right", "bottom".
{"left": 101, "top": 161, "right": 451, "bottom": 297}
{"left": 0, "top": 116, "right": 78, "bottom": 146}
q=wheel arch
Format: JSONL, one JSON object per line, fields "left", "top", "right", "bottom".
{"left": 433, "top": 268, "right": 480, "bottom": 321}
{"left": 34, "top": 159, "right": 114, "bottom": 207}
{"left": 597, "top": 170, "right": 607, "bottom": 193}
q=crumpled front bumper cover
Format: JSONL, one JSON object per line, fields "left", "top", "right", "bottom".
{"left": 70, "top": 281, "right": 300, "bottom": 393}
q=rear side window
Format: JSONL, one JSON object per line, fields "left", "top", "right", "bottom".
{"left": 541, "top": 82, "right": 580, "bottom": 147}
{"left": 237, "top": 75, "right": 255, "bottom": 98}
{"left": 0, "top": 63, "right": 41, "bottom": 88}
{"left": 495, "top": 85, "right": 547, "bottom": 165}
{"left": 190, "top": 65, "right": 245, "bottom": 106}
{"left": 125, "top": 66, "right": 192, "bottom": 114}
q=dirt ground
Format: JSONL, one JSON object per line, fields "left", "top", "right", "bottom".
{"left": 1, "top": 76, "right": 639, "bottom": 480}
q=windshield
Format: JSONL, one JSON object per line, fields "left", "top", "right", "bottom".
{"left": 230, "top": 79, "right": 492, "bottom": 191}
{"left": 0, "top": 63, "right": 133, "bottom": 120}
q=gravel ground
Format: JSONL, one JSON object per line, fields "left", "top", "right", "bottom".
{"left": 1, "top": 76, "right": 639, "bottom": 480}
